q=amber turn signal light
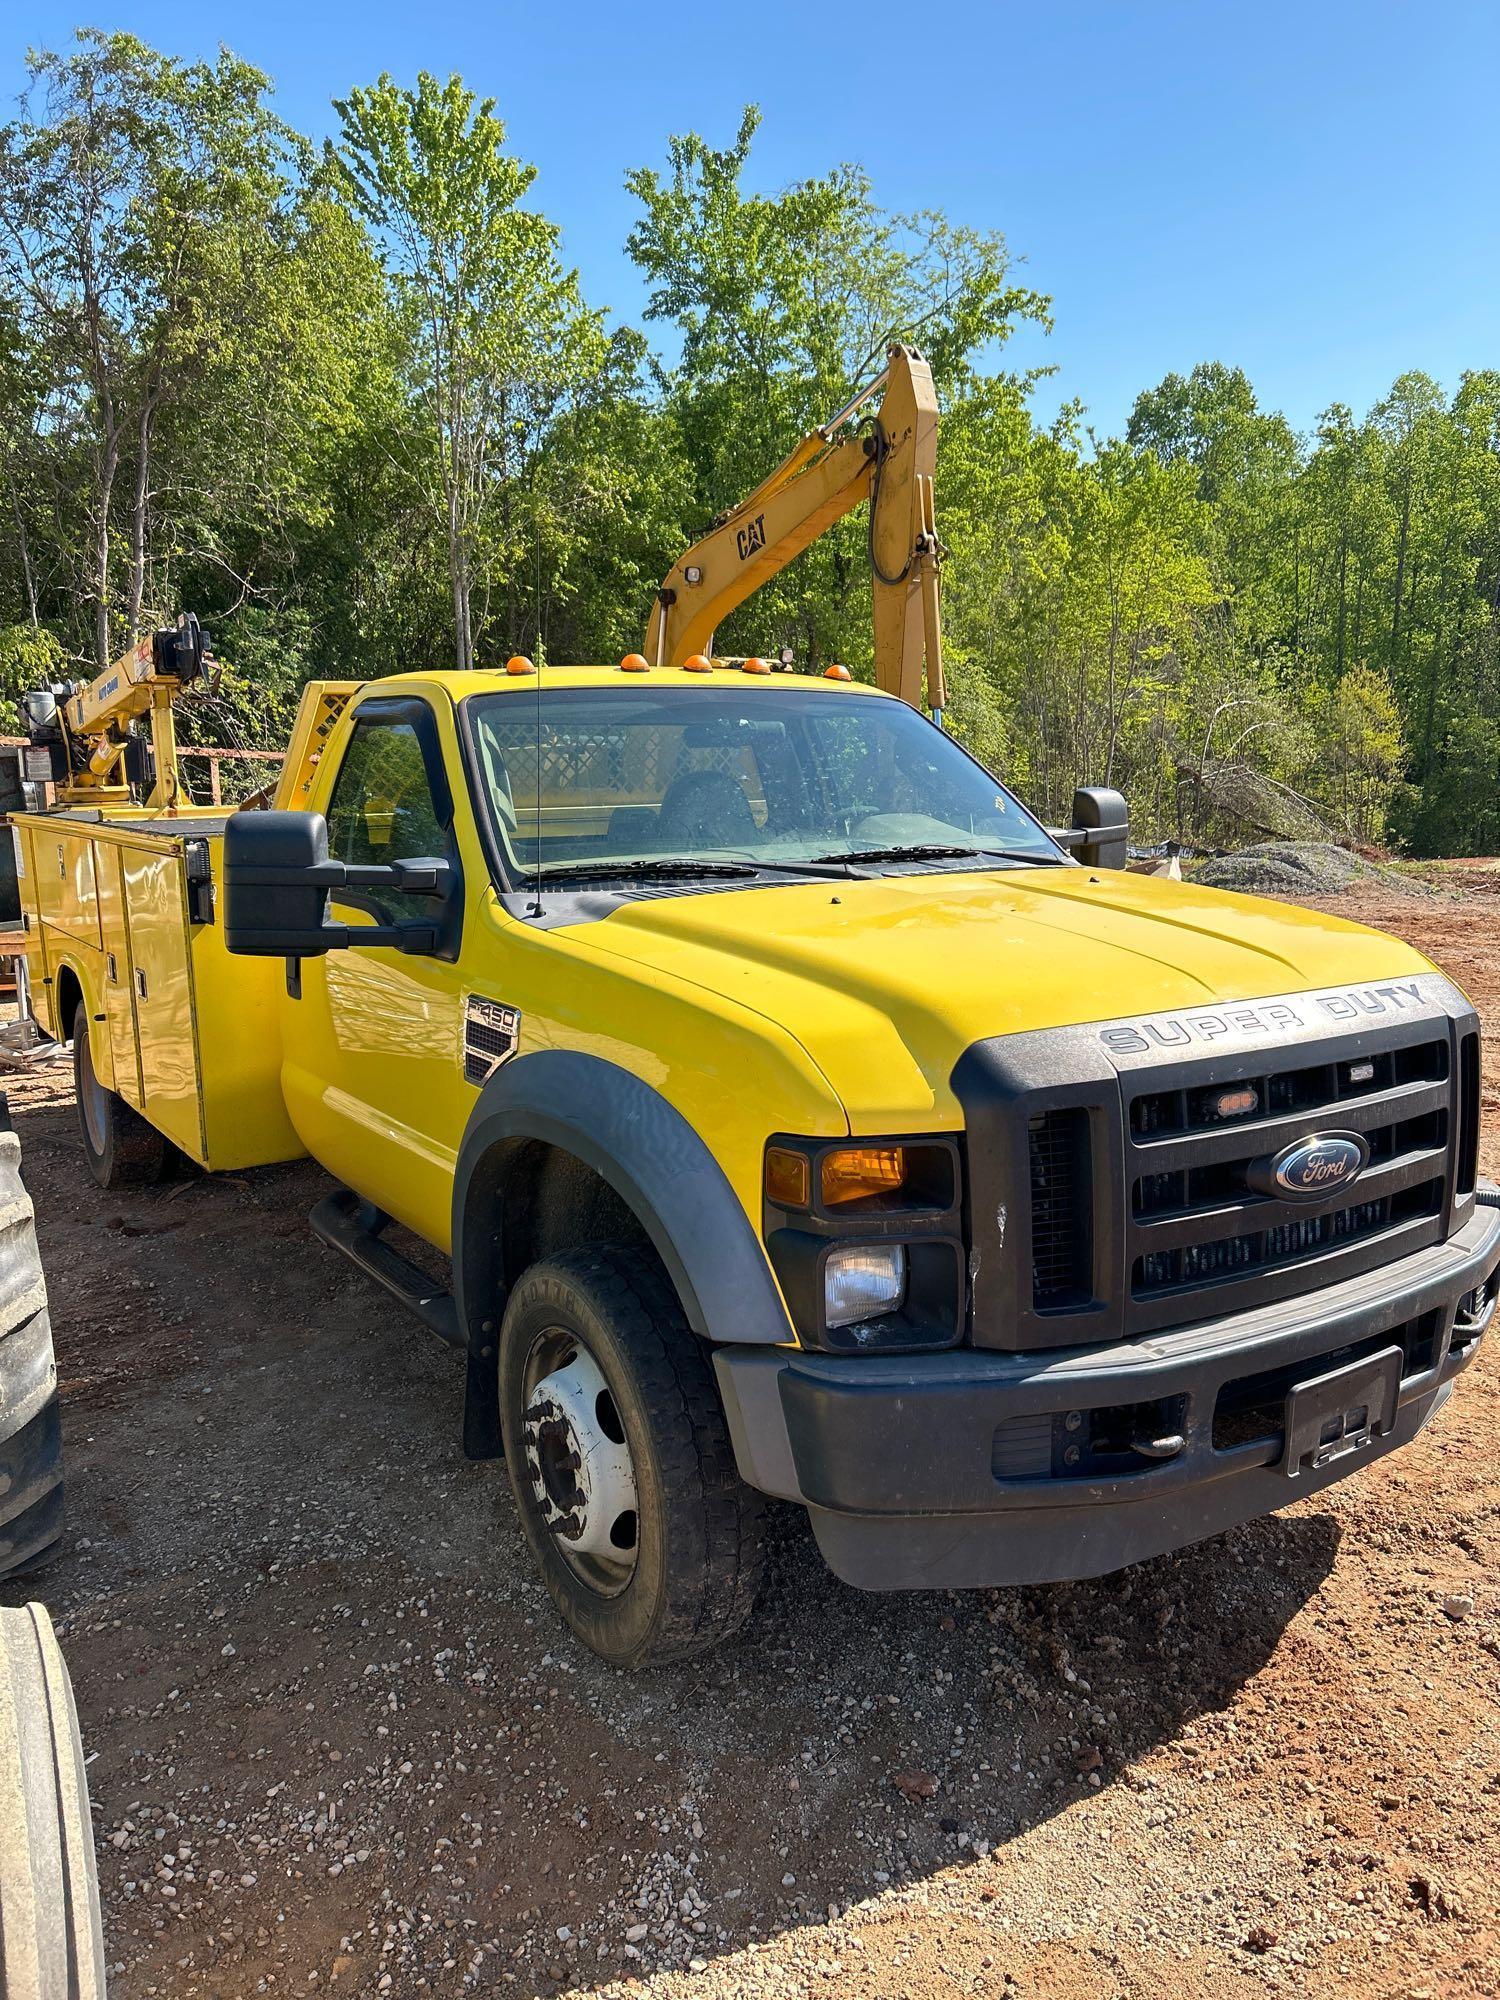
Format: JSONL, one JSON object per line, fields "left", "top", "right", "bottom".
{"left": 765, "top": 1148, "right": 811, "bottom": 1208}
{"left": 821, "top": 1146, "right": 907, "bottom": 1206}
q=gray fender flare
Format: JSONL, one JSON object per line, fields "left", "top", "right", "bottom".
{"left": 451, "top": 1050, "right": 793, "bottom": 1457}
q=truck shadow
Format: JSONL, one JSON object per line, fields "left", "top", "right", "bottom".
{"left": 9, "top": 1098, "right": 1343, "bottom": 1999}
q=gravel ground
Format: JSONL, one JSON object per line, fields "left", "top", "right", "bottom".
{"left": 3, "top": 872, "right": 1499, "bottom": 2000}
{"left": 1190, "top": 843, "right": 1433, "bottom": 900}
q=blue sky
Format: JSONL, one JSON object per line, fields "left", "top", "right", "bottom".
{"left": 5, "top": 0, "right": 1496, "bottom": 439}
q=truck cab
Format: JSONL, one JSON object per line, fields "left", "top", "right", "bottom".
{"left": 20, "top": 659, "right": 1500, "bottom": 1667}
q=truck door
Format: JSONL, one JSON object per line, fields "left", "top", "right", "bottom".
{"left": 280, "top": 697, "right": 469, "bottom": 1247}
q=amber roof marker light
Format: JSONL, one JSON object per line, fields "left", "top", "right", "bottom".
{"left": 506, "top": 655, "right": 536, "bottom": 676}
{"left": 620, "top": 653, "right": 650, "bottom": 673}
{"left": 683, "top": 654, "right": 714, "bottom": 674}
{"left": 824, "top": 663, "right": 852, "bottom": 681}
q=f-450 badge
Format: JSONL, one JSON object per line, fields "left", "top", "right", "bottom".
{"left": 463, "top": 995, "right": 521, "bottom": 1086}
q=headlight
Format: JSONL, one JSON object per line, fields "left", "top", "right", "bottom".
{"left": 824, "top": 1243, "right": 907, "bottom": 1329}
{"left": 763, "top": 1133, "right": 964, "bottom": 1353}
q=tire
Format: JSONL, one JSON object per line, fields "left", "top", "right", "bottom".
{"left": 0, "top": 1113, "right": 62, "bottom": 1580}
{"left": 0, "top": 1603, "right": 107, "bottom": 1999}
{"left": 72, "top": 1003, "right": 164, "bottom": 1189}
{"left": 498, "top": 1246, "right": 764, "bottom": 1668}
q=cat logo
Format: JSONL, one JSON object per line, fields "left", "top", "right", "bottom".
{"left": 736, "top": 514, "right": 767, "bottom": 562}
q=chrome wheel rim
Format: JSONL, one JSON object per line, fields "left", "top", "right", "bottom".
{"left": 521, "top": 1329, "right": 639, "bottom": 1597}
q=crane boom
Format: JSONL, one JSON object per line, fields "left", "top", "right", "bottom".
{"left": 645, "top": 344, "right": 947, "bottom": 715}
{"left": 22, "top": 615, "right": 211, "bottom": 810}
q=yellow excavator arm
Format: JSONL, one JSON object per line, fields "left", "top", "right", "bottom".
{"left": 645, "top": 344, "right": 947, "bottom": 715}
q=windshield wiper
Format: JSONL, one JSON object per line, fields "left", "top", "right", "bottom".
{"left": 537, "top": 857, "right": 761, "bottom": 883}
{"left": 810, "top": 843, "right": 1065, "bottom": 868}
{"left": 538, "top": 854, "right": 863, "bottom": 885}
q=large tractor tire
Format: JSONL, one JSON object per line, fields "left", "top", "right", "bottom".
{"left": 0, "top": 1104, "right": 62, "bottom": 1579}
{"left": 0, "top": 1603, "right": 107, "bottom": 1997}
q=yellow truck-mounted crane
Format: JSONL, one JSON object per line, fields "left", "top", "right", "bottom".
{"left": 20, "top": 614, "right": 211, "bottom": 811}
{"left": 646, "top": 343, "right": 947, "bottom": 716}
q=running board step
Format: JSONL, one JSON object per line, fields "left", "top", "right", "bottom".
{"left": 310, "top": 1189, "right": 464, "bottom": 1350}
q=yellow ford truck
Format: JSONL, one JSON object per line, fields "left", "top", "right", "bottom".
{"left": 14, "top": 660, "right": 1499, "bottom": 1665}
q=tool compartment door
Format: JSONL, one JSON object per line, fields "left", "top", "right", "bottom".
{"left": 95, "top": 843, "right": 143, "bottom": 1108}
{"left": 11, "top": 827, "right": 52, "bottom": 1032}
{"left": 33, "top": 828, "right": 101, "bottom": 949}
{"left": 122, "top": 847, "right": 203, "bottom": 1159}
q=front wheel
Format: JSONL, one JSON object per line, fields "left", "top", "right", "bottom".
{"left": 72, "top": 1003, "right": 165, "bottom": 1189}
{"left": 498, "top": 1247, "right": 764, "bottom": 1668}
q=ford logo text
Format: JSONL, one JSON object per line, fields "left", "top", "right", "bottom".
{"left": 1248, "top": 1132, "right": 1370, "bottom": 1202}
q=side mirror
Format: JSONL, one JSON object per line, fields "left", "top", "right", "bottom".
{"left": 223, "top": 809, "right": 449, "bottom": 957}
{"left": 1070, "top": 786, "right": 1129, "bottom": 871}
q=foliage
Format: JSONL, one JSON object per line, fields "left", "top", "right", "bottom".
{"left": 333, "top": 71, "right": 608, "bottom": 670}
{"left": 0, "top": 40, "right": 1496, "bottom": 853}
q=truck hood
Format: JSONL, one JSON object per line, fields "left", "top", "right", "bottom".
{"left": 571, "top": 866, "right": 1435, "bottom": 1128}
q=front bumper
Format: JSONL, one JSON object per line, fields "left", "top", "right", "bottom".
{"left": 714, "top": 1202, "right": 1500, "bottom": 1590}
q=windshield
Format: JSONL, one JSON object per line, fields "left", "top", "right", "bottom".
{"left": 464, "top": 685, "right": 1063, "bottom": 884}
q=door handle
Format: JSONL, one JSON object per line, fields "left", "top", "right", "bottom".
{"left": 134, "top": 969, "right": 147, "bottom": 999}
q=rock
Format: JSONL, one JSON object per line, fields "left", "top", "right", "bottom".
{"left": 1441, "top": 1595, "right": 1475, "bottom": 1621}
{"left": 891, "top": 1770, "right": 939, "bottom": 1801}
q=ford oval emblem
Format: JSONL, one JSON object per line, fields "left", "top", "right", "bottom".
{"left": 1249, "top": 1132, "right": 1370, "bottom": 1202}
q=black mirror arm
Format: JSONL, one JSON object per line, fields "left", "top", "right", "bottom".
{"left": 324, "top": 918, "right": 441, "bottom": 955}
{"left": 231, "top": 855, "right": 452, "bottom": 898}
{"left": 315, "top": 855, "right": 451, "bottom": 897}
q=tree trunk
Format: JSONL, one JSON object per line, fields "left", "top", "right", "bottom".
{"left": 445, "top": 470, "right": 469, "bottom": 672}
{"left": 93, "top": 431, "right": 119, "bottom": 667}
{"left": 1335, "top": 532, "right": 1348, "bottom": 676}
{"left": 1390, "top": 485, "right": 1411, "bottom": 663}
{"left": 126, "top": 400, "right": 154, "bottom": 639}
{"left": 5, "top": 465, "right": 39, "bottom": 630}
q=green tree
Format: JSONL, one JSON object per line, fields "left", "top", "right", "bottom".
{"left": 334, "top": 72, "right": 607, "bottom": 669}
{"left": 624, "top": 106, "right": 1049, "bottom": 669}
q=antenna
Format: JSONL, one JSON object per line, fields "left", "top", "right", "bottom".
{"left": 530, "top": 645, "right": 543, "bottom": 918}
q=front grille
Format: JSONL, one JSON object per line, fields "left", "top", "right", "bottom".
{"left": 1123, "top": 1026, "right": 1455, "bottom": 1331}
{"left": 1029, "top": 1109, "right": 1092, "bottom": 1310}
{"left": 1135, "top": 1182, "right": 1442, "bottom": 1297}
{"left": 960, "top": 974, "right": 1473, "bottom": 1354}
{"left": 1131, "top": 1037, "right": 1447, "bottom": 1139}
